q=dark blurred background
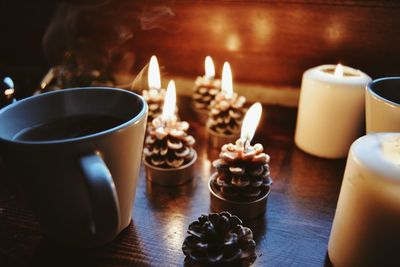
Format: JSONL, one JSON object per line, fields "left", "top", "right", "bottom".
{"left": 1, "top": 0, "right": 400, "bottom": 99}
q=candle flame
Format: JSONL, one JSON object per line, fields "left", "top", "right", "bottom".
{"left": 161, "top": 80, "right": 176, "bottom": 122}
{"left": 221, "top": 62, "right": 233, "bottom": 98}
{"left": 205, "top": 56, "right": 215, "bottom": 78}
{"left": 4, "top": 88, "right": 14, "bottom": 96}
{"left": 148, "top": 55, "right": 161, "bottom": 90}
{"left": 3, "top": 77, "right": 14, "bottom": 89}
{"left": 334, "top": 63, "right": 344, "bottom": 77}
{"left": 241, "top": 102, "right": 262, "bottom": 142}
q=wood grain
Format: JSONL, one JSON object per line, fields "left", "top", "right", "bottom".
{"left": 1, "top": 0, "right": 400, "bottom": 90}
{"left": 0, "top": 96, "right": 344, "bottom": 266}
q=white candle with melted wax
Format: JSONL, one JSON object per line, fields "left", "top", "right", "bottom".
{"left": 328, "top": 133, "right": 400, "bottom": 267}
{"left": 295, "top": 64, "right": 371, "bottom": 158}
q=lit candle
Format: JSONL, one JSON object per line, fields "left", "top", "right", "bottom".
{"left": 142, "top": 55, "right": 166, "bottom": 124}
{"left": 144, "top": 80, "right": 197, "bottom": 185}
{"left": 209, "top": 102, "right": 272, "bottom": 220}
{"left": 207, "top": 62, "right": 246, "bottom": 148}
{"left": 295, "top": 64, "right": 371, "bottom": 158}
{"left": 328, "top": 133, "right": 400, "bottom": 267}
{"left": 192, "top": 56, "right": 221, "bottom": 121}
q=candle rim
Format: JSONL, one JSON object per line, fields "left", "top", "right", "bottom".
{"left": 352, "top": 133, "right": 400, "bottom": 184}
{"left": 306, "top": 64, "right": 372, "bottom": 85}
{"left": 322, "top": 64, "right": 360, "bottom": 77}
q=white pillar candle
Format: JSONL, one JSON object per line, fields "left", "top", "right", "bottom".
{"left": 328, "top": 133, "right": 400, "bottom": 267}
{"left": 295, "top": 64, "right": 371, "bottom": 158}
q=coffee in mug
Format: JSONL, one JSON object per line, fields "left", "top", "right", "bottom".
{"left": 13, "top": 114, "right": 125, "bottom": 142}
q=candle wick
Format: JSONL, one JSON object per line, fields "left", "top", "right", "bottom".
{"left": 243, "top": 138, "right": 248, "bottom": 151}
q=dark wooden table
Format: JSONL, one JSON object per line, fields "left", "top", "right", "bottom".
{"left": 0, "top": 97, "right": 345, "bottom": 266}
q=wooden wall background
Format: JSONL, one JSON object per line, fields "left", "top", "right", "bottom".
{"left": 1, "top": 0, "right": 400, "bottom": 92}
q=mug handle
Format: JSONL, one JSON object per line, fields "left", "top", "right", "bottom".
{"left": 80, "top": 153, "right": 120, "bottom": 242}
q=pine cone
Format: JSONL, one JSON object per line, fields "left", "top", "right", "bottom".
{"left": 207, "top": 92, "right": 246, "bottom": 135}
{"left": 142, "top": 88, "right": 166, "bottom": 124}
{"left": 182, "top": 212, "right": 256, "bottom": 267}
{"left": 211, "top": 139, "right": 272, "bottom": 201}
{"left": 143, "top": 117, "right": 195, "bottom": 168}
{"left": 192, "top": 76, "right": 221, "bottom": 111}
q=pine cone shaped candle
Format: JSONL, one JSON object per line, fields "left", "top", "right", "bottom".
{"left": 207, "top": 62, "right": 246, "bottom": 148}
{"left": 192, "top": 57, "right": 221, "bottom": 123}
{"left": 144, "top": 116, "right": 196, "bottom": 168}
{"left": 142, "top": 87, "right": 166, "bottom": 124}
{"left": 142, "top": 55, "right": 166, "bottom": 124}
{"left": 207, "top": 92, "right": 246, "bottom": 136}
{"left": 211, "top": 139, "right": 272, "bottom": 201}
{"left": 209, "top": 103, "right": 272, "bottom": 220}
{"left": 182, "top": 212, "right": 257, "bottom": 267}
{"left": 193, "top": 77, "right": 221, "bottom": 111}
{"left": 144, "top": 80, "right": 197, "bottom": 186}
{"left": 192, "top": 77, "right": 221, "bottom": 122}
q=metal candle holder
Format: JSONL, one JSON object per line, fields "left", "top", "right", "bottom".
{"left": 193, "top": 107, "right": 209, "bottom": 124}
{"left": 208, "top": 173, "right": 270, "bottom": 220}
{"left": 144, "top": 150, "right": 197, "bottom": 186}
{"left": 207, "top": 128, "right": 239, "bottom": 149}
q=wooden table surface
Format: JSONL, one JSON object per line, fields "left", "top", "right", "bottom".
{"left": 0, "top": 97, "right": 345, "bottom": 267}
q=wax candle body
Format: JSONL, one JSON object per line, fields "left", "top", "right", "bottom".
{"left": 328, "top": 133, "right": 400, "bottom": 267}
{"left": 295, "top": 65, "right": 371, "bottom": 158}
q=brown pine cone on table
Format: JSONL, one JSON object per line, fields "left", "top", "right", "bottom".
{"left": 211, "top": 139, "right": 272, "bottom": 201}
{"left": 182, "top": 212, "right": 257, "bottom": 267}
{"left": 207, "top": 92, "right": 246, "bottom": 136}
{"left": 142, "top": 88, "right": 166, "bottom": 124}
{"left": 192, "top": 77, "right": 221, "bottom": 112}
{"left": 143, "top": 116, "right": 195, "bottom": 168}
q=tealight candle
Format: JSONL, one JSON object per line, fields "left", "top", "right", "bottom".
{"left": 192, "top": 56, "right": 221, "bottom": 122}
{"left": 295, "top": 64, "right": 371, "bottom": 158}
{"left": 208, "top": 103, "right": 272, "bottom": 220}
{"left": 143, "top": 80, "right": 197, "bottom": 186}
{"left": 328, "top": 133, "right": 400, "bottom": 267}
{"left": 142, "top": 55, "right": 166, "bottom": 124}
{"left": 206, "top": 62, "right": 246, "bottom": 148}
